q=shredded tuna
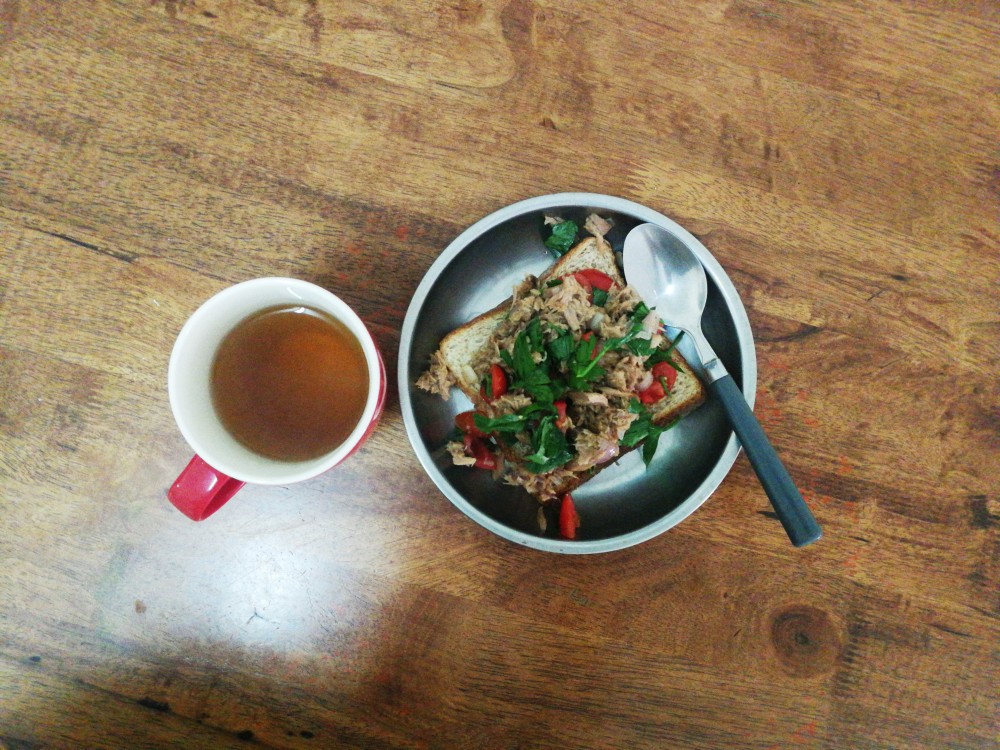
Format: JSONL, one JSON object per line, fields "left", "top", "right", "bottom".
{"left": 605, "top": 284, "right": 644, "bottom": 320}
{"left": 608, "top": 407, "right": 639, "bottom": 440}
{"left": 615, "top": 355, "right": 650, "bottom": 392}
{"left": 599, "top": 385, "right": 633, "bottom": 402}
{"left": 541, "top": 275, "right": 590, "bottom": 333}
{"left": 447, "top": 441, "right": 476, "bottom": 467}
{"left": 502, "top": 463, "right": 579, "bottom": 503}
{"left": 415, "top": 350, "right": 457, "bottom": 399}
{"left": 584, "top": 213, "right": 613, "bottom": 239}
{"left": 567, "top": 390, "right": 609, "bottom": 407}
{"left": 567, "top": 429, "right": 620, "bottom": 471}
{"left": 486, "top": 393, "right": 532, "bottom": 417}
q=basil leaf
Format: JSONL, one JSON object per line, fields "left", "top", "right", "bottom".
{"left": 645, "top": 330, "right": 685, "bottom": 368}
{"left": 621, "top": 405, "right": 651, "bottom": 448}
{"left": 544, "top": 220, "right": 579, "bottom": 257}
{"left": 525, "top": 317, "right": 545, "bottom": 352}
{"left": 642, "top": 430, "right": 661, "bottom": 466}
{"left": 547, "top": 327, "right": 574, "bottom": 363}
{"left": 622, "top": 400, "right": 680, "bottom": 466}
{"left": 512, "top": 330, "right": 536, "bottom": 378}
{"left": 592, "top": 288, "right": 609, "bottom": 307}
{"left": 626, "top": 337, "right": 655, "bottom": 358}
{"left": 523, "top": 416, "right": 573, "bottom": 473}
{"left": 620, "top": 399, "right": 654, "bottom": 449}
{"left": 474, "top": 413, "right": 528, "bottom": 433}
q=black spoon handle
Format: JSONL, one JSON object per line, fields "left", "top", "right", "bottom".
{"left": 708, "top": 374, "right": 822, "bottom": 547}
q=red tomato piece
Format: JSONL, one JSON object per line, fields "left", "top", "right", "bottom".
{"left": 463, "top": 433, "right": 496, "bottom": 470}
{"left": 638, "top": 381, "right": 665, "bottom": 405}
{"left": 559, "top": 493, "right": 580, "bottom": 540}
{"left": 638, "top": 362, "right": 677, "bottom": 404}
{"left": 573, "top": 268, "right": 616, "bottom": 293}
{"left": 455, "top": 411, "right": 487, "bottom": 438}
{"left": 651, "top": 361, "right": 677, "bottom": 391}
{"left": 481, "top": 363, "right": 508, "bottom": 402}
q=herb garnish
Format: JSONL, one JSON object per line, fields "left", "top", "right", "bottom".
{"left": 472, "top": 279, "right": 687, "bottom": 476}
{"left": 620, "top": 398, "right": 679, "bottom": 466}
{"left": 473, "top": 412, "right": 529, "bottom": 434}
{"left": 523, "top": 415, "right": 573, "bottom": 473}
{"left": 544, "top": 220, "right": 579, "bottom": 257}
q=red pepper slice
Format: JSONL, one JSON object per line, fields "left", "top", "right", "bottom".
{"left": 652, "top": 361, "right": 677, "bottom": 390}
{"left": 638, "top": 362, "right": 677, "bottom": 405}
{"left": 554, "top": 399, "right": 569, "bottom": 431}
{"left": 638, "top": 380, "right": 664, "bottom": 405}
{"left": 455, "top": 411, "right": 487, "bottom": 438}
{"left": 559, "top": 493, "right": 580, "bottom": 540}
{"left": 481, "top": 363, "right": 508, "bottom": 402}
{"left": 573, "top": 269, "right": 616, "bottom": 293}
{"left": 463, "top": 433, "right": 496, "bottom": 470}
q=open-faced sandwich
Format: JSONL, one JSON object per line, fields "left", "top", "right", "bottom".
{"left": 416, "top": 214, "right": 706, "bottom": 538}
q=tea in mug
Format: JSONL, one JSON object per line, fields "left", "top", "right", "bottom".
{"left": 210, "top": 305, "right": 369, "bottom": 462}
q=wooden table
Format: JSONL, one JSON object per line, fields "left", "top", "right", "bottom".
{"left": 1, "top": 2, "right": 997, "bottom": 748}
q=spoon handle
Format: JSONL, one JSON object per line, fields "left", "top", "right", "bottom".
{"left": 708, "top": 374, "right": 822, "bottom": 547}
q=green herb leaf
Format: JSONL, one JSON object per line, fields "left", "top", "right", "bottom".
{"left": 620, "top": 399, "right": 651, "bottom": 448}
{"left": 523, "top": 416, "right": 574, "bottom": 473}
{"left": 642, "top": 430, "right": 661, "bottom": 466}
{"left": 592, "top": 288, "right": 609, "bottom": 307}
{"left": 645, "top": 330, "right": 685, "bottom": 368}
{"left": 544, "top": 220, "right": 579, "bottom": 257}
{"left": 473, "top": 413, "right": 528, "bottom": 434}
{"left": 546, "top": 326, "right": 575, "bottom": 364}
{"left": 620, "top": 399, "right": 679, "bottom": 466}
{"left": 626, "top": 337, "right": 655, "bottom": 358}
{"left": 511, "top": 330, "right": 537, "bottom": 379}
{"left": 567, "top": 336, "right": 607, "bottom": 390}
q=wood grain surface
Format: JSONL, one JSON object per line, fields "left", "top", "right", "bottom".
{"left": 1, "top": 1, "right": 998, "bottom": 748}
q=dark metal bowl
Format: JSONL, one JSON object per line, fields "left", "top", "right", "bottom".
{"left": 399, "top": 194, "right": 756, "bottom": 553}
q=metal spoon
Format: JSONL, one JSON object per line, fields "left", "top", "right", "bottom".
{"left": 623, "top": 223, "right": 822, "bottom": 547}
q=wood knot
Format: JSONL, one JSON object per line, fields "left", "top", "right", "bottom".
{"left": 769, "top": 605, "right": 842, "bottom": 677}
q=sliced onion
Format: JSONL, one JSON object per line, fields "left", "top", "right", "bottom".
{"left": 642, "top": 309, "right": 662, "bottom": 334}
{"left": 593, "top": 440, "right": 620, "bottom": 465}
{"left": 589, "top": 311, "right": 605, "bottom": 331}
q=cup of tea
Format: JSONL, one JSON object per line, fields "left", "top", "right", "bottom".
{"left": 167, "top": 278, "right": 387, "bottom": 520}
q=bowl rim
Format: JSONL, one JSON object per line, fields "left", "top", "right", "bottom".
{"left": 398, "top": 193, "right": 756, "bottom": 553}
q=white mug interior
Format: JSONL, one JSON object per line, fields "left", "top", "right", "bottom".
{"left": 168, "top": 278, "right": 382, "bottom": 484}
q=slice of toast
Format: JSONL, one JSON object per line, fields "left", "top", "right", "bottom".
{"left": 421, "top": 230, "right": 707, "bottom": 502}
{"left": 437, "top": 236, "right": 623, "bottom": 400}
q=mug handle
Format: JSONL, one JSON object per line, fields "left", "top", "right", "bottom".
{"left": 167, "top": 455, "right": 246, "bottom": 521}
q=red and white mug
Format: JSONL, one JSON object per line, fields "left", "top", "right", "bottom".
{"left": 167, "top": 278, "right": 386, "bottom": 520}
